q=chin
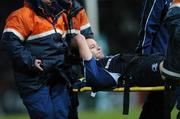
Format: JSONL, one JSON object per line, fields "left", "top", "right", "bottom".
{"left": 97, "top": 55, "right": 104, "bottom": 59}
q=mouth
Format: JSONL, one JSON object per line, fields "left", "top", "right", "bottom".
{"left": 98, "top": 52, "right": 103, "bottom": 56}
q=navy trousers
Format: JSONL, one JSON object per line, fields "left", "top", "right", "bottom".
{"left": 22, "top": 84, "right": 70, "bottom": 119}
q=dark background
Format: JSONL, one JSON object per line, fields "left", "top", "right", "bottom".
{"left": 98, "top": 0, "right": 141, "bottom": 53}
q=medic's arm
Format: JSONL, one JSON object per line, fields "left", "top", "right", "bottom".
{"left": 136, "top": 0, "right": 170, "bottom": 54}
{"left": 1, "top": 13, "right": 38, "bottom": 71}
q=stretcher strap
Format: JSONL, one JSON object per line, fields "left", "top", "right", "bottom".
{"left": 122, "top": 77, "right": 130, "bottom": 115}
{"left": 164, "top": 80, "right": 172, "bottom": 119}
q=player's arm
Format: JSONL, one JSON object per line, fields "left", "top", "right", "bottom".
{"left": 71, "top": 34, "right": 117, "bottom": 90}
{"left": 71, "top": 34, "right": 93, "bottom": 60}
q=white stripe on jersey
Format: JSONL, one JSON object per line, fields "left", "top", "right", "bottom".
{"left": 105, "top": 54, "right": 120, "bottom": 69}
{"left": 104, "top": 70, "right": 121, "bottom": 84}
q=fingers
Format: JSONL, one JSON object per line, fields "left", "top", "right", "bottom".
{"left": 35, "top": 59, "right": 43, "bottom": 71}
{"left": 73, "top": 34, "right": 85, "bottom": 40}
{"left": 71, "top": 34, "right": 86, "bottom": 48}
{"left": 72, "top": 34, "right": 86, "bottom": 44}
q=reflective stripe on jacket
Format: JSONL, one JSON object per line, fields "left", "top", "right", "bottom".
{"left": 65, "top": 0, "right": 94, "bottom": 39}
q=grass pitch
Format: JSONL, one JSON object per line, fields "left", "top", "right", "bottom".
{"left": 0, "top": 107, "right": 178, "bottom": 119}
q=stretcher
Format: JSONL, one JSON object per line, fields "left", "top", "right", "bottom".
{"left": 72, "top": 86, "right": 169, "bottom": 92}
{"left": 72, "top": 85, "right": 172, "bottom": 116}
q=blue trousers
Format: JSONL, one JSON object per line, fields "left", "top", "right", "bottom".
{"left": 22, "top": 84, "right": 70, "bottom": 119}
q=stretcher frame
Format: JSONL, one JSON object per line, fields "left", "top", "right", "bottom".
{"left": 72, "top": 86, "right": 170, "bottom": 92}
{"left": 72, "top": 85, "right": 172, "bottom": 116}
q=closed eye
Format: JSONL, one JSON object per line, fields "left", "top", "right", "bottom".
{"left": 89, "top": 45, "right": 96, "bottom": 49}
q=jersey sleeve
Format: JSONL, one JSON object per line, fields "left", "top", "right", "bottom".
{"left": 84, "top": 58, "right": 116, "bottom": 90}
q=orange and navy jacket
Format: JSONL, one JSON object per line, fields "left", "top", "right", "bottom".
{"left": 65, "top": 0, "right": 94, "bottom": 41}
{"left": 1, "top": 0, "right": 93, "bottom": 93}
{"left": 1, "top": 2, "right": 69, "bottom": 93}
{"left": 170, "top": 0, "right": 180, "bottom": 8}
{"left": 172, "top": 0, "right": 180, "bottom": 4}
{"left": 2, "top": 3, "right": 67, "bottom": 71}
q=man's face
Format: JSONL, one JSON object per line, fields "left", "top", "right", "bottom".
{"left": 86, "top": 39, "right": 104, "bottom": 59}
{"left": 41, "top": 0, "right": 72, "bottom": 10}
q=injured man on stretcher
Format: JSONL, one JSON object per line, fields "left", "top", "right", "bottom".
{"left": 71, "top": 34, "right": 174, "bottom": 91}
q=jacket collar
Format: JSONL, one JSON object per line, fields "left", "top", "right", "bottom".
{"left": 69, "top": 0, "right": 83, "bottom": 16}
{"left": 25, "top": 0, "right": 64, "bottom": 17}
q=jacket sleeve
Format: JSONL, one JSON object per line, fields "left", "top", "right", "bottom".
{"left": 78, "top": 9, "right": 94, "bottom": 39}
{"left": 161, "top": 7, "right": 180, "bottom": 79}
{"left": 1, "top": 12, "right": 36, "bottom": 71}
{"left": 1, "top": 32, "right": 36, "bottom": 71}
{"left": 136, "top": 0, "right": 170, "bottom": 54}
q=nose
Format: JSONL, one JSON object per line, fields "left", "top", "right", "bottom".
{"left": 97, "top": 46, "right": 101, "bottom": 50}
